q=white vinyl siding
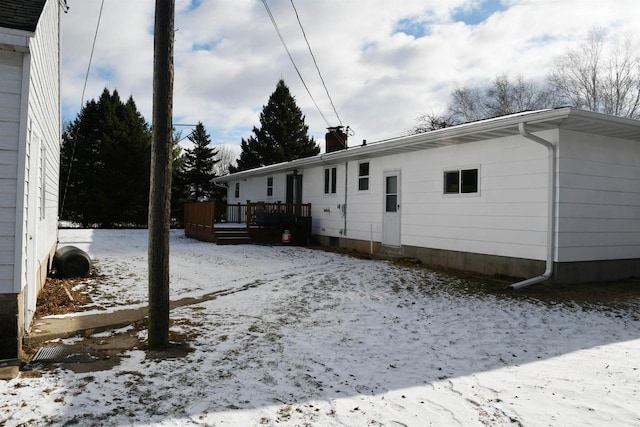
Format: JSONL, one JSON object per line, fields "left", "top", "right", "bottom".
{"left": 0, "top": 0, "right": 60, "bottom": 327}
{"left": 220, "top": 112, "right": 640, "bottom": 271}
{"left": 556, "top": 130, "right": 640, "bottom": 262}
{"left": 0, "top": 51, "right": 23, "bottom": 293}
{"left": 27, "top": 0, "right": 60, "bottom": 242}
{"left": 339, "top": 134, "right": 550, "bottom": 260}
{"left": 304, "top": 164, "right": 346, "bottom": 237}
{"left": 402, "top": 136, "right": 549, "bottom": 260}
{"left": 230, "top": 174, "right": 288, "bottom": 203}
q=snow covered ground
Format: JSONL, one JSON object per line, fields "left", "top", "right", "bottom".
{"left": 2, "top": 229, "right": 640, "bottom": 426}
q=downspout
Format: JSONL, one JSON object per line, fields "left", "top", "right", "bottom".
{"left": 508, "top": 122, "right": 556, "bottom": 290}
{"left": 343, "top": 161, "right": 348, "bottom": 236}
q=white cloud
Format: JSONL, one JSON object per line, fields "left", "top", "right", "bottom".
{"left": 61, "top": 0, "right": 640, "bottom": 146}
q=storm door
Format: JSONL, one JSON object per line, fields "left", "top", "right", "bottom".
{"left": 286, "top": 173, "right": 303, "bottom": 214}
{"left": 382, "top": 170, "right": 401, "bottom": 247}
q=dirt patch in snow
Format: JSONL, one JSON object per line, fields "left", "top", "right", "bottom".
{"left": 34, "top": 277, "right": 94, "bottom": 317}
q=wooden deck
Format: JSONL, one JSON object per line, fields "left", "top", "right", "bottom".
{"left": 184, "top": 201, "right": 312, "bottom": 245}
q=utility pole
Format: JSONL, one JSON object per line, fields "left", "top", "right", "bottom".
{"left": 148, "top": 0, "right": 174, "bottom": 349}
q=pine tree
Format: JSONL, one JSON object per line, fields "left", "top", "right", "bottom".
{"left": 180, "top": 122, "right": 219, "bottom": 201}
{"left": 233, "top": 80, "right": 319, "bottom": 172}
{"left": 60, "top": 88, "right": 151, "bottom": 226}
{"left": 170, "top": 130, "right": 188, "bottom": 224}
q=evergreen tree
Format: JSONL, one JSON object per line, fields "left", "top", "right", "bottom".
{"left": 180, "top": 122, "right": 219, "bottom": 201}
{"left": 170, "top": 130, "right": 188, "bottom": 224}
{"left": 232, "top": 80, "right": 319, "bottom": 172}
{"left": 60, "top": 88, "right": 151, "bottom": 226}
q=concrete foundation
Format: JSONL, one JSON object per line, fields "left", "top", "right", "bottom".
{"left": 0, "top": 243, "right": 55, "bottom": 362}
{"left": 317, "top": 235, "right": 640, "bottom": 285}
{"left": 553, "top": 258, "right": 640, "bottom": 284}
{"left": 0, "top": 291, "right": 23, "bottom": 360}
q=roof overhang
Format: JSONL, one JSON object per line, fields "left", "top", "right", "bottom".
{"left": 0, "top": 29, "right": 32, "bottom": 51}
{"left": 213, "top": 108, "right": 640, "bottom": 183}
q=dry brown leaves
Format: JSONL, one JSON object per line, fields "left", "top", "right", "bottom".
{"left": 34, "top": 277, "right": 93, "bottom": 317}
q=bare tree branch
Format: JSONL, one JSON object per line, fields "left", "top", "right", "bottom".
{"left": 548, "top": 27, "right": 640, "bottom": 119}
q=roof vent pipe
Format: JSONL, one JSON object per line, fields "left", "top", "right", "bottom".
{"left": 508, "top": 122, "right": 556, "bottom": 290}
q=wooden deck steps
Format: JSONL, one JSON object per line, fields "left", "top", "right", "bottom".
{"left": 214, "top": 227, "right": 252, "bottom": 245}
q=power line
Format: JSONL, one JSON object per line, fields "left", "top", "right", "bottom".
{"left": 289, "top": 0, "right": 343, "bottom": 127}
{"left": 60, "top": 0, "right": 105, "bottom": 219}
{"left": 260, "top": 0, "right": 331, "bottom": 127}
{"left": 80, "top": 0, "right": 105, "bottom": 110}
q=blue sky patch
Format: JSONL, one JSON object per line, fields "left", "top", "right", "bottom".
{"left": 452, "top": 0, "right": 508, "bottom": 25}
{"left": 394, "top": 18, "right": 429, "bottom": 38}
{"left": 192, "top": 42, "right": 214, "bottom": 51}
{"left": 186, "top": 0, "right": 203, "bottom": 13}
{"left": 96, "top": 66, "right": 114, "bottom": 81}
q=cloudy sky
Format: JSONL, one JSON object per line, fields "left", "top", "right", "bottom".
{"left": 61, "top": 0, "right": 640, "bottom": 151}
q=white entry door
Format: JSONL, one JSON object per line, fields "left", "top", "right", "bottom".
{"left": 382, "top": 170, "right": 401, "bottom": 247}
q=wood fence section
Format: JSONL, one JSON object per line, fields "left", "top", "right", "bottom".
{"left": 184, "top": 201, "right": 216, "bottom": 242}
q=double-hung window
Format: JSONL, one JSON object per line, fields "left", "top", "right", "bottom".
{"left": 267, "top": 176, "right": 273, "bottom": 197}
{"left": 324, "top": 167, "right": 337, "bottom": 194}
{"left": 358, "top": 162, "right": 369, "bottom": 191}
{"left": 234, "top": 182, "right": 240, "bottom": 198}
{"left": 444, "top": 168, "right": 479, "bottom": 194}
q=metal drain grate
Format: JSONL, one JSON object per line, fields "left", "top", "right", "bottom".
{"left": 31, "top": 345, "right": 71, "bottom": 362}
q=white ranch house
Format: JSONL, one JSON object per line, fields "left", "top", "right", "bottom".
{"left": 214, "top": 108, "right": 640, "bottom": 286}
{"left": 0, "top": 0, "right": 60, "bottom": 361}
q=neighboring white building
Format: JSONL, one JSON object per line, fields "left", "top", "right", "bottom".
{"left": 0, "top": 0, "right": 60, "bottom": 360}
{"left": 214, "top": 108, "right": 640, "bottom": 286}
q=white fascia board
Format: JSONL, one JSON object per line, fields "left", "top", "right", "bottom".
{"left": 0, "top": 28, "right": 33, "bottom": 52}
{"left": 214, "top": 107, "right": 640, "bottom": 184}
{"left": 0, "top": 28, "right": 33, "bottom": 51}
{"left": 212, "top": 109, "right": 569, "bottom": 183}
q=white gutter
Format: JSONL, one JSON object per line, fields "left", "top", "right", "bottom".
{"left": 508, "top": 122, "right": 556, "bottom": 290}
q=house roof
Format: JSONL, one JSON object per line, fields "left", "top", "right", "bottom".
{"left": 0, "top": 0, "right": 47, "bottom": 33}
{"left": 213, "top": 107, "right": 640, "bottom": 183}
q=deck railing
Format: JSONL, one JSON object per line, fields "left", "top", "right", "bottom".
{"left": 184, "top": 201, "right": 311, "bottom": 229}
{"left": 225, "top": 203, "right": 248, "bottom": 224}
{"left": 245, "top": 202, "right": 311, "bottom": 225}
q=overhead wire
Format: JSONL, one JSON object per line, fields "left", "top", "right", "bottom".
{"left": 60, "top": 0, "right": 105, "bottom": 220}
{"left": 260, "top": 0, "right": 331, "bottom": 128}
{"left": 289, "top": 0, "right": 343, "bottom": 127}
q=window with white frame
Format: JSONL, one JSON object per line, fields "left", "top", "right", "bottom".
{"left": 267, "top": 176, "right": 273, "bottom": 197}
{"left": 234, "top": 182, "right": 240, "bottom": 198}
{"left": 358, "top": 162, "right": 369, "bottom": 191}
{"left": 324, "top": 167, "right": 337, "bottom": 194}
{"left": 444, "top": 168, "right": 479, "bottom": 194}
